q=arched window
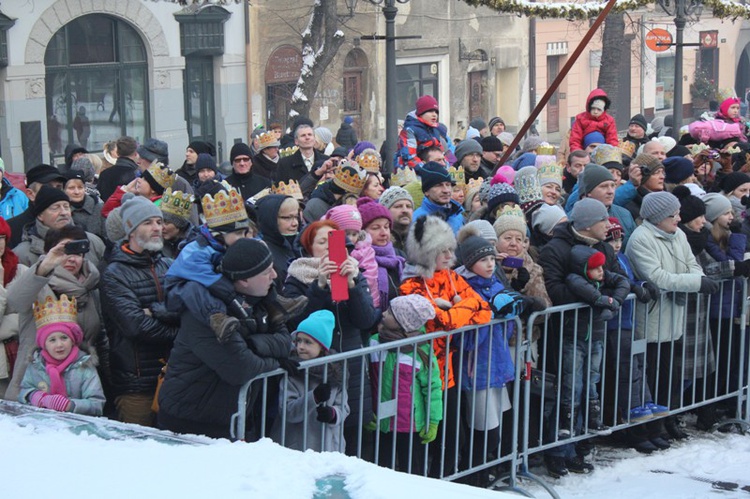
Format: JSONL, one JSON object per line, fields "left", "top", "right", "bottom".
{"left": 44, "top": 15, "right": 149, "bottom": 158}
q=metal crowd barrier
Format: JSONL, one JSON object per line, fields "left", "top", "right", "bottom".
{"left": 229, "top": 279, "right": 750, "bottom": 498}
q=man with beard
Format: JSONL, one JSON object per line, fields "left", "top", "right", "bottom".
{"left": 101, "top": 196, "right": 178, "bottom": 426}
{"left": 14, "top": 185, "right": 105, "bottom": 266}
{"left": 379, "top": 186, "right": 414, "bottom": 253}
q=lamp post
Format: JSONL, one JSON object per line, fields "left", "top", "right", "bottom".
{"left": 656, "top": 0, "right": 703, "bottom": 139}
{"left": 363, "top": 0, "right": 412, "bottom": 176}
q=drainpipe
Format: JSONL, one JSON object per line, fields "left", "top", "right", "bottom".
{"left": 528, "top": 16, "right": 536, "bottom": 135}
{"left": 244, "top": 0, "right": 253, "bottom": 139}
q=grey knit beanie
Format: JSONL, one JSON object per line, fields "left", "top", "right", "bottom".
{"left": 640, "top": 191, "right": 680, "bottom": 225}
{"left": 569, "top": 198, "right": 609, "bottom": 230}
{"left": 464, "top": 219, "right": 498, "bottom": 242}
{"left": 379, "top": 186, "right": 413, "bottom": 209}
{"left": 579, "top": 163, "right": 615, "bottom": 196}
{"left": 121, "top": 194, "right": 163, "bottom": 237}
{"left": 702, "top": 193, "right": 732, "bottom": 223}
{"left": 532, "top": 203, "right": 567, "bottom": 235}
{"left": 454, "top": 138, "right": 483, "bottom": 164}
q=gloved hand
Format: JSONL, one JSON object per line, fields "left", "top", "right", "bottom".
{"left": 313, "top": 383, "right": 331, "bottom": 404}
{"left": 491, "top": 291, "right": 525, "bottom": 318}
{"left": 364, "top": 418, "right": 378, "bottom": 432}
{"left": 511, "top": 267, "right": 530, "bottom": 292}
{"left": 32, "top": 392, "right": 71, "bottom": 412}
{"left": 316, "top": 405, "right": 337, "bottom": 424}
{"left": 632, "top": 284, "right": 652, "bottom": 303}
{"left": 278, "top": 358, "right": 301, "bottom": 376}
{"left": 643, "top": 281, "right": 660, "bottom": 299}
{"left": 741, "top": 195, "right": 750, "bottom": 207}
{"left": 699, "top": 276, "right": 720, "bottom": 294}
{"left": 729, "top": 219, "right": 743, "bottom": 234}
{"left": 734, "top": 259, "right": 750, "bottom": 277}
{"left": 419, "top": 422, "right": 439, "bottom": 444}
{"left": 594, "top": 295, "right": 619, "bottom": 311}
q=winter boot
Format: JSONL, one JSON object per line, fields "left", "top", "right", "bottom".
{"left": 629, "top": 406, "right": 654, "bottom": 423}
{"left": 545, "top": 455, "right": 569, "bottom": 478}
{"left": 644, "top": 401, "right": 669, "bottom": 417}
{"left": 588, "top": 401, "right": 611, "bottom": 435}
{"left": 695, "top": 404, "right": 719, "bottom": 431}
{"left": 558, "top": 406, "right": 574, "bottom": 439}
{"left": 649, "top": 436, "right": 671, "bottom": 450}
{"left": 664, "top": 416, "right": 689, "bottom": 440}
{"left": 565, "top": 455, "right": 594, "bottom": 474}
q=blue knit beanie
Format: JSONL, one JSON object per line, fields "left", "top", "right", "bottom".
{"left": 295, "top": 310, "right": 335, "bottom": 350}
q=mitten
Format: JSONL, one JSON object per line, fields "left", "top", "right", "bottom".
{"left": 734, "top": 259, "right": 750, "bottom": 277}
{"left": 41, "top": 394, "right": 71, "bottom": 412}
{"left": 316, "top": 405, "right": 337, "bottom": 424}
{"left": 742, "top": 195, "right": 750, "bottom": 208}
{"left": 594, "top": 295, "right": 618, "bottom": 311}
{"left": 419, "top": 422, "right": 439, "bottom": 444}
{"left": 729, "top": 219, "right": 743, "bottom": 234}
{"left": 643, "top": 281, "right": 660, "bottom": 299}
{"left": 313, "top": 383, "right": 331, "bottom": 404}
{"left": 699, "top": 276, "right": 720, "bottom": 294}
{"left": 632, "top": 284, "right": 651, "bottom": 303}
{"left": 511, "top": 267, "right": 530, "bottom": 292}
{"left": 29, "top": 390, "right": 46, "bottom": 408}
{"left": 491, "top": 291, "right": 525, "bottom": 318}
{"left": 278, "top": 358, "right": 301, "bottom": 376}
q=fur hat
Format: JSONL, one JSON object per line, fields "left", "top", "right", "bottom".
{"left": 406, "top": 215, "right": 456, "bottom": 278}
{"left": 390, "top": 295, "right": 435, "bottom": 332}
{"left": 458, "top": 224, "right": 496, "bottom": 269}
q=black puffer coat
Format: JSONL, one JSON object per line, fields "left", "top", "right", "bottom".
{"left": 100, "top": 244, "right": 178, "bottom": 396}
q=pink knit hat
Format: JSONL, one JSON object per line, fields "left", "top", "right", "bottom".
{"left": 720, "top": 97, "right": 741, "bottom": 117}
{"left": 322, "top": 204, "right": 362, "bottom": 231}
{"left": 357, "top": 197, "right": 392, "bottom": 228}
{"left": 36, "top": 322, "right": 84, "bottom": 349}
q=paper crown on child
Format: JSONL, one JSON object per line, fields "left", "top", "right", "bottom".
{"left": 161, "top": 188, "right": 194, "bottom": 220}
{"left": 201, "top": 182, "right": 249, "bottom": 229}
{"left": 536, "top": 144, "right": 556, "bottom": 156}
{"left": 34, "top": 294, "right": 77, "bottom": 330}
{"left": 272, "top": 180, "right": 303, "bottom": 200}
{"left": 143, "top": 161, "right": 176, "bottom": 192}
{"left": 392, "top": 167, "right": 418, "bottom": 187}
{"left": 355, "top": 151, "right": 382, "bottom": 174}
{"left": 447, "top": 165, "right": 466, "bottom": 189}
{"left": 279, "top": 146, "right": 299, "bottom": 158}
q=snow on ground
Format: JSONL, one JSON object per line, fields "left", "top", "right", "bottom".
{"left": 0, "top": 414, "right": 513, "bottom": 499}
{"left": 2, "top": 408, "right": 749, "bottom": 498}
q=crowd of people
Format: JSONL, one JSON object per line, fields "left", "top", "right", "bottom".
{"left": 0, "top": 89, "right": 748, "bottom": 484}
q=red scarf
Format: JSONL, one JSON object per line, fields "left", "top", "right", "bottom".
{"left": 2, "top": 248, "right": 18, "bottom": 286}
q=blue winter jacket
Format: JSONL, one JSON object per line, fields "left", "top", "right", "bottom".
{"left": 457, "top": 268, "right": 515, "bottom": 391}
{"left": 0, "top": 178, "right": 28, "bottom": 220}
{"left": 705, "top": 233, "right": 746, "bottom": 319}
{"left": 607, "top": 252, "right": 638, "bottom": 331}
{"left": 412, "top": 197, "right": 465, "bottom": 235}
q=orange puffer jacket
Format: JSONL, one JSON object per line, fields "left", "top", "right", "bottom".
{"left": 399, "top": 269, "right": 491, "bottom": 389}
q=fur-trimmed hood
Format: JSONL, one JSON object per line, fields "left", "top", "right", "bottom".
{"left": 405, "top": 215, "right": 457, "bottom": 278}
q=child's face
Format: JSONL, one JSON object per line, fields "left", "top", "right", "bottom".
{"left": 589, "top": 107, "right": 604, "bottom": 118}
{"left": 728, "top": 103, "right": 740, "bottom": 118}
{"left": 587, "top": 265, "right": 605, "bottom": 282}
{"left": 471, "top": 254, "right": 496, "bottom": 279}
{"left": 295, "top": 332, "right": 323, "bottom": 360}
{"left": 607, "top": 238, "right": 623, "bottom": 253}
{"left": 378, "top": 310, "right": 404, "bottom": 335}
{"left": 435, "top": 248, "right": 455, "bottom": 271}
{"left": 345, "top": 229, "right": 360, "bottom": 246}
{"left": 45, "top": 332, "right": 73, "bottom": 361}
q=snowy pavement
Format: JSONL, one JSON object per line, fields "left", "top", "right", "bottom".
{"left": 2, "top": 409, "right": 749, "bottom": 498}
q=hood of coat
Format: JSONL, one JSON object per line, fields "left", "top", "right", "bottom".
{"left": 586, "top": 88, "right": 611, "bottom": 110}
{"left": 569, "top": 244, "right": 602, "bottom": 281}
{"left": 256, "top": 194, "right": 291, "bottom": 246}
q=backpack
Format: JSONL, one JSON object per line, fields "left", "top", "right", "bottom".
{"left": 688, "top": 119, "right": 743, "bottom": 143}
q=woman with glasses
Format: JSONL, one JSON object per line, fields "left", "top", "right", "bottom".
{"left": 256, "top": 194, "right": 301, "bottom": 292}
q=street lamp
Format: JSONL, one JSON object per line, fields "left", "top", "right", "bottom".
{"left": 655, "top": 0, "right": 703, "bottom": 139}
{"left": 364, "top": 0, "right": 411, "bottom": 176}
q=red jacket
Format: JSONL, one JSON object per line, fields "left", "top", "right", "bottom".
{"left": 569, "top": 88, "right": 619, "bottom": 151}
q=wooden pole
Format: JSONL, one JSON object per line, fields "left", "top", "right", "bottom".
{"left": 493, "top": 0, "right": 621, "bottom": 173}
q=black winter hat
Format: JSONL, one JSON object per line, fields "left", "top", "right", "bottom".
{"left": 480, "top": 135, "right": 504, "bottom": 153}
{"left": 26, "top": 164, "right": 65, "bottom": 187}
{"left": 719, "top": 172, "right": 750, "bottom": 195}
{"left": 188, "top": 141, "right": 214, "bottom": 156}
{"left": 419, "top": 161, "right": 454, "bottom": 192}
{"left": 194, "top": 153, "right": 217, "bottom": 174}
{"left": 459, "top": 234, "right": 495, "bottom": 270}
{"left": 220, "top": 238, "right": 272, "bottom": 281}
{"left": 672, "top": 185, "right": 705, "bottom": 224}
{"left": 629, "top": 114, "right": 648, "bottom": 133}
{"left": 33, "top": 185, "right": 70, "bottom": 217}
{"left": 230, "top": 143, "right": 253, "bottom": 164}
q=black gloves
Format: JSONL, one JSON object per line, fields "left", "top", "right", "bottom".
{"left": 632, "top": 284, "right": 652, "bottom": 303}
{"left": 313, "top": 383, "right": 331, "bottom": 404}
{"left": 316, "top": 405, "right": 337, "bottom": 424}
{"left": 511, "top": 267, "right": 530, "bottom": 292}
{"left": 699, "top": 276, "right": 720, "bottom": 294}
{"left": 741, "top": 195, "right": 750, "bottom": 207}
{"left": 734, "top": 259, "right": 750, "bottom": 277}
{"left": 278, "top": 358, "right": 300, "bottom": 376}
{"left": 729, "top": 219, "right": 743, "bottom": 234}
{"left": 643, "top": 281, "right": 660, "bottom": 299}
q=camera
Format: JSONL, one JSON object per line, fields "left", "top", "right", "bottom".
{"left": 64, "top": 239, "right": 90, "bottom": 255}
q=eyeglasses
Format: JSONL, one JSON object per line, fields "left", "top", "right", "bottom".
{"left": 233, "top": 157, "right": 251, "bottom": 163}
{"left": 278, "top": 215, "right": 298, "bottom": 222}
{"left": 667, "top": 212, "right": 681, "bottom": 219}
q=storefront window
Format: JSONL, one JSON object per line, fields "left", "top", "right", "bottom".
{"left": 44, "top": 15, "right": 148, "bottom": 157}
{"left": 656, "top": 56, "right": 675, "bottom": 111}
{"left": 396, "top": 63, "right": 439, "bottom": 119}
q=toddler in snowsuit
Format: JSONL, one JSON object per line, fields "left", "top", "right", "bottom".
{"left": 19, "top": 295, "right": 104, "bottom": 416}
{"left": 568, "top": 89, "right": 619, "bottom": 152}
{"left": 560, "top": 245, "right": 629, "bottom": 437}
{"left": 369, "top": 294, "right": 442, "bottom": 474}
{"left": 272, "top": 310, "right": 349, "bottom": 453}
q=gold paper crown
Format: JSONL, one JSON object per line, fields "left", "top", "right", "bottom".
{"left": 355, "top": 152, "right": 382, "bottom": 173}
{"left": 689, "top": 143, "right": 711, "bottom": 156}
{"left": 273, "top": 180, "right": 303, "bottom": 200}
{"left": 465, "top": 177, "right": 483, "bottom": 192}
{"left": 448, "top": 166, "right": 466, "bottom": 188}
{"left": 717, "top": 88, "right": 737, "bottom": 103}
{"left": 34, "top": 294, "right": 77, "bottom": 330}
{"left": 537, "top": 161, "right": 564, "bottom": 179}
{"left": 201, "top": 182, "right": 248, "bottom": 229}
{"left": 161, "top": 188, "right": 194, "bottom": 220}
{"left": 258, "top": 131, "right": 280, "bottom": 150}
{"left": 279, "top": 146, "right": 299, "bottom": 158}
{"left": 248, "top": 187, "right": 272, "bottom": 204}
{"left": 499, "top": 204, "right": 526, "bottom": 222}
{"left": 618, "top": 139, "right": 636, "bottom": 159}
{"left": 536, "top": 144, "right": 556, "bottom": 156}
{"left": 392, "top": 167, "right": 418, "bottom": 187}
{"left": 145, "top": 161, "right": 176, "bottom": 190}
{"left": 333, "top": 162, "right": 367, "bottom": 194}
